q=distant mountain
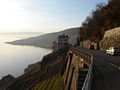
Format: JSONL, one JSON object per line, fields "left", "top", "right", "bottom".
{"left": 6, "top": 27, "right": 80, "bottom": 48}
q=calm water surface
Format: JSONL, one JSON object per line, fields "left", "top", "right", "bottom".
{"left": 0, "top": 34, "right": 52, "bottom": 78}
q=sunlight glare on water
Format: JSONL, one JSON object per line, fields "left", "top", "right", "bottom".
{"left": 0, "top": 34, "right": 52, "bottom": 78}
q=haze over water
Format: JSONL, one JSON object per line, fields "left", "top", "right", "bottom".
{"left": 0, "top": 33, "right": 52, "bottom": 78}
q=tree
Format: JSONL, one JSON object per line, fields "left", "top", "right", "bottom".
{"left": 76, "top": 37, "right": 80, "bottom": 46}
{"left": 79, "top": 0, "right": 120, "bottom": 49}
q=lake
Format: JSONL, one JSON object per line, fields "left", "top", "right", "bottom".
{"left": 0, "top": 33, "right": 52, "bottom": 78}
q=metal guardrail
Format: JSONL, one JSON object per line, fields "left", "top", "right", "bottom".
{"left": 69, "top": 46, "right": 93, "bottom": 90}
{"left": 69, "top": 47, "right": 92, "bottom": 64}
{"left": 82, "top": 54, "right": 93, "bottom": 90}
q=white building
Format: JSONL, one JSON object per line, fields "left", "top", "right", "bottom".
{"left": 57, "top": 34, "right": 69, "bottom": 50}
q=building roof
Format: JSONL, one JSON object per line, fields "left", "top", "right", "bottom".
{"left": 57, "top": 34, "right": 69, "bottom": 39}
{"left": 2, "top": 74, "right": 14, "bottom": 81}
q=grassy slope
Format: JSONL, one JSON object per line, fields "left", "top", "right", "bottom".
{"left": 7, "top": 27, "right": 80, "bottom": 48}
{"left": 31, "top": 75, "right": 64, "bottom": 90}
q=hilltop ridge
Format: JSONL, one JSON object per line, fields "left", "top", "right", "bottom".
{"left": 7, "top": 27, "right": 80, "bottom": 48}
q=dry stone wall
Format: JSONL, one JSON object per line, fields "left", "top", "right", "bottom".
{"left": 82, "top": 27, "right": 120, "bottom": 50}
{"left": 100, "top": 27, "right": 120, "bottom": 50}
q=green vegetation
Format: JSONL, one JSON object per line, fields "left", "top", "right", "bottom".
{"left": 31, "top": 75, "right": 64, "bottom": 90}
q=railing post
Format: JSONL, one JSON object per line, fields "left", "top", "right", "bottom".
{"left": 76, "top": 56, "right": 80, "bottom": 90}
{"left": 82, "top": 54, "right": 93, "bottom": 90}
{"left": 68, "top": 47, "right": 93, "bottom": 90}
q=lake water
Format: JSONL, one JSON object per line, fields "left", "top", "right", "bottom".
{"left": 0, "top": 33, "right": 52, "bottom": 78}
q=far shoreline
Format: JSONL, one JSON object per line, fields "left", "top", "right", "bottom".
{"left": 6, "top": 42, "right": 52, "bottom": 49}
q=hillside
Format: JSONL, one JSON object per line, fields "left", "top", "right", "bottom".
{"left": 7, "top": 27, "right": 80, "bottom": 48}
{"left": 6, "top": 49, "right": 67, "bottom": 90}
{"left": 82, "top": 27, "right": 120, "bottom": 50}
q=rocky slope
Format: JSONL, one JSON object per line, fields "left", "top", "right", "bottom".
{"left": 82, "top": 27, "right": 120, "bottom": 50}
{"left": 6, "top": 49, "right": 67, "bottom": 90}
{"left": 100, "top": 27, "right": 120, "bottom": 50}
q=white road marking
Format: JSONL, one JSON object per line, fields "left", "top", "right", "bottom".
{"left": 109, "top": 63, "right": 120, "bottom": 70}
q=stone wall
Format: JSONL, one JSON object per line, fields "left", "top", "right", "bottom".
{"left": 82, "top": 40, "right": 97, "bottom": 49}
{"left": 100, "top": 27, "right": 120, "bottom": 50}
{"left": 82, "top": 27, "right": 120, "bottom": 51}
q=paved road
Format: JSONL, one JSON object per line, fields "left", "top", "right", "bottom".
{"left": 76, "top": 46, "right": 120, "bottom": 90}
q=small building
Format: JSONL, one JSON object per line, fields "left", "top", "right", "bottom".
{"left": 1, "top": 74, "right": 14, "bottom": 82}
{"left": 52, "top": 34, "right": 69, "bottom": 52}
{"left": 57, "top": 34, "right": 69, "bottom": 50}
{"left": 52, "top": 41, "right": 58, "bottom": 52}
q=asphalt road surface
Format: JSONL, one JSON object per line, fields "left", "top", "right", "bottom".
{"left": 77, "top": 46, "right": 120, "bottom": 90}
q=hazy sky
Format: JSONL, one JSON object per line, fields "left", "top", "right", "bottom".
{"left": 0, "top": 0, "right": 108, "bottom": 33}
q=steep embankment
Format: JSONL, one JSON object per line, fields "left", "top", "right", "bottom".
{"left": 6, "top": 50, "right": 67, "bottom": 90}
{"left": 7, "top": 27, "right": 80, "bottom": 48}
{"left": 82, "top": 27, "right": 120, "bottom": 50}
{"left": 31, "top": 75, "right": 64, "bottom": 90}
